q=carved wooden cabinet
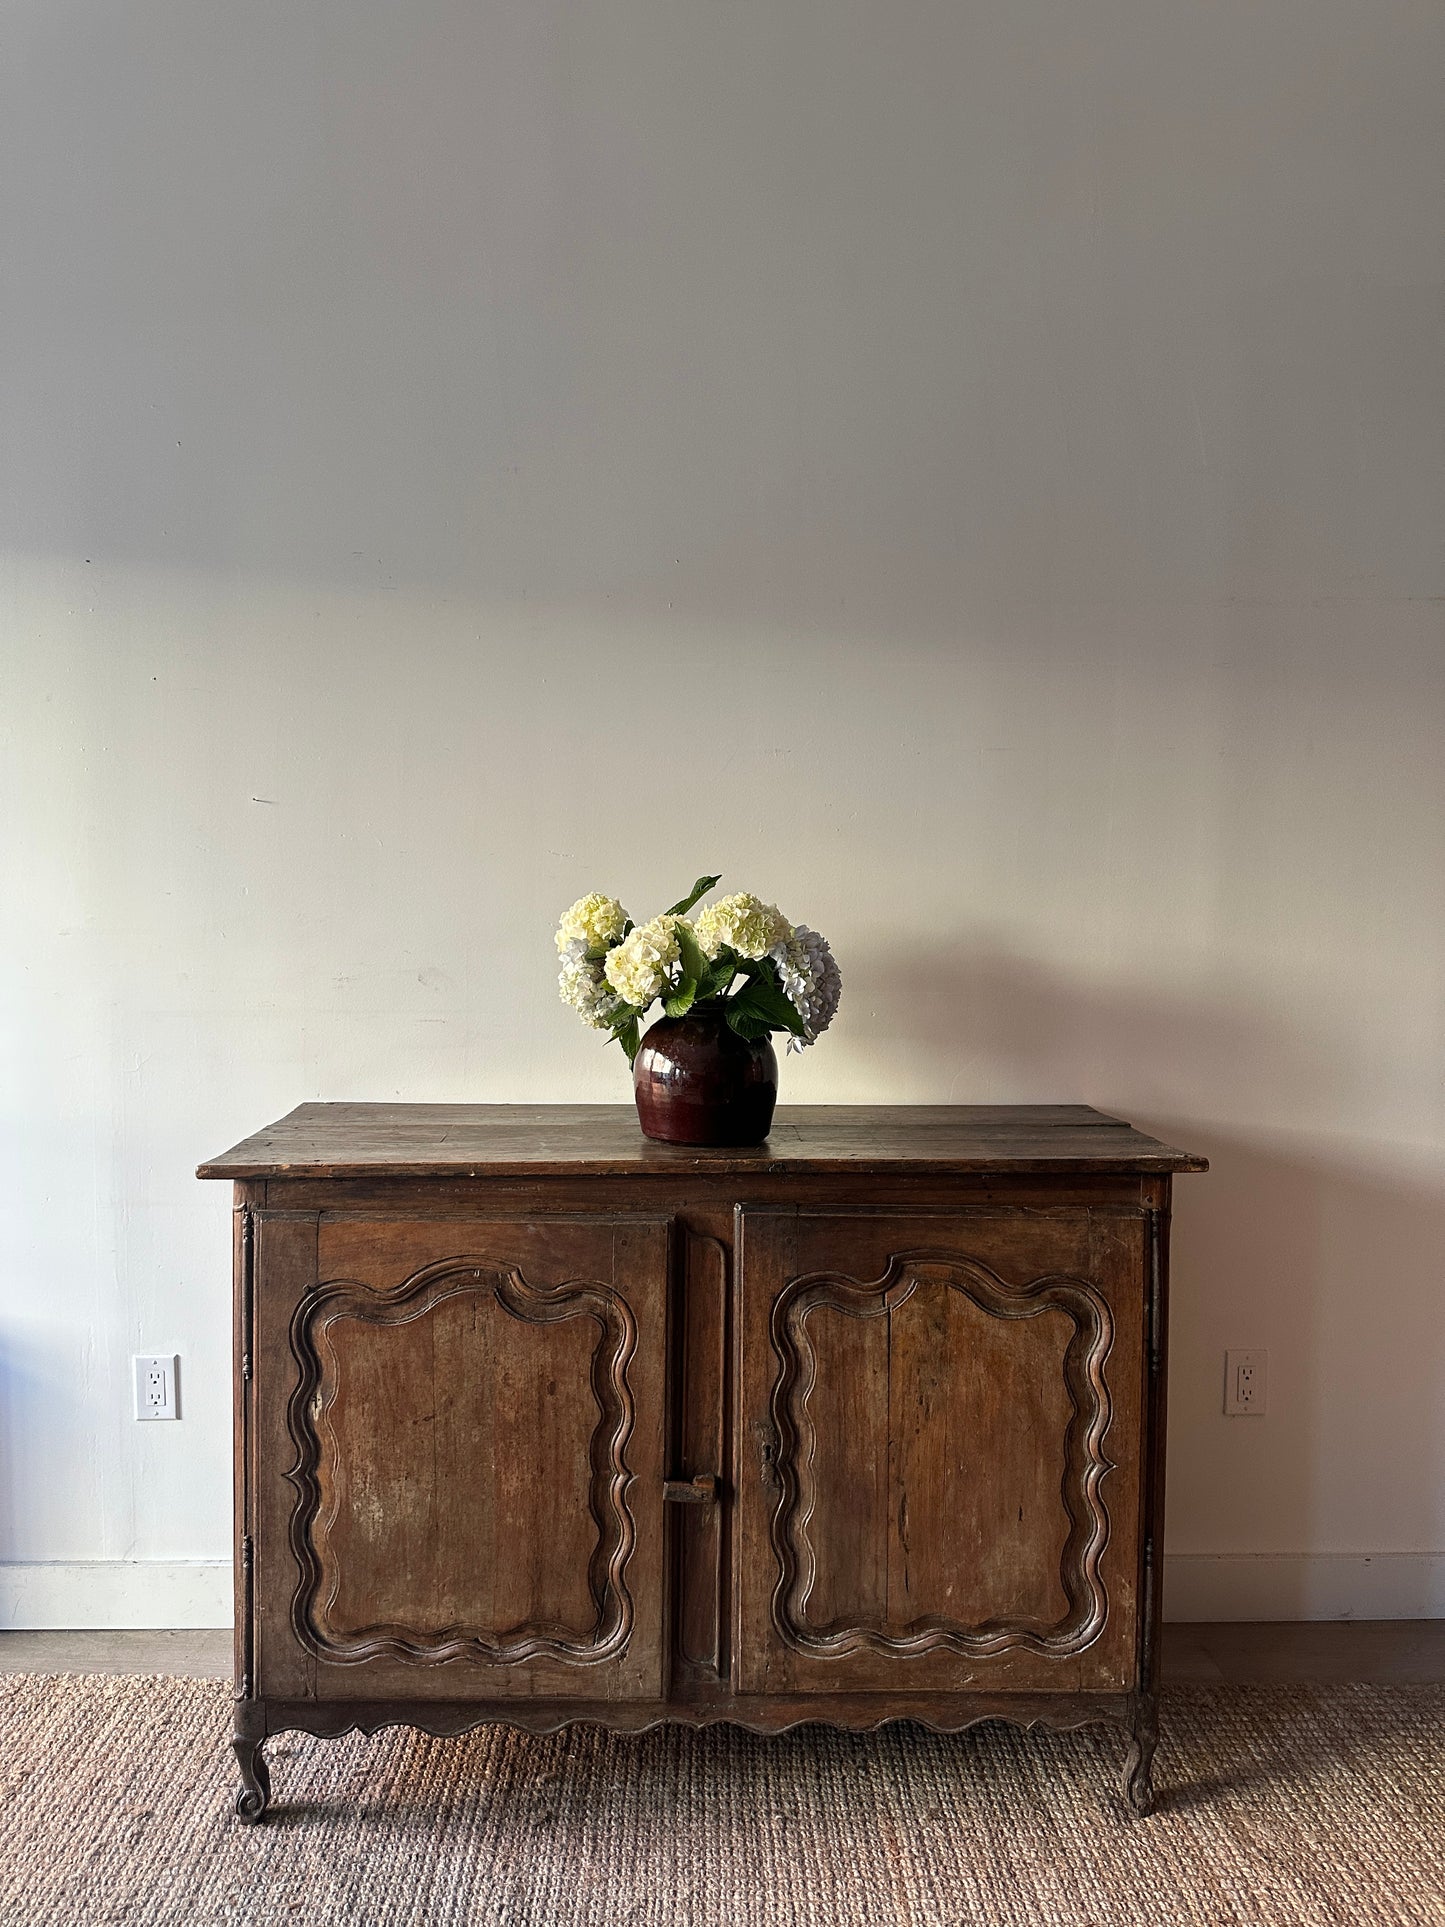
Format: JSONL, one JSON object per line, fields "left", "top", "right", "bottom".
{"left": 199, "top": 1104, "right": 1205, "bottom": 1821}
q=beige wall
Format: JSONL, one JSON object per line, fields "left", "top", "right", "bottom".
{"left": 2, "top": 0, "right": 1442, "bottom": 1624}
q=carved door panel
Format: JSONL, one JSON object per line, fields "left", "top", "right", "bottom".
{"left": 733, "top": 1208, "right": 1144, "bottom": 1696}
{"left": 256, "top": 1213, "right": 669, "bottom": 1702}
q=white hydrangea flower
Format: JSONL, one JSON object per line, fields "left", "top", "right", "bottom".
{"left": 554, "top": 892, "right": 629, "bottom": 956}
{"left": 557, "top": 938, "right": 623, "bottom": 1030}
{"left": 603, "top": 914, "right": 687, "bottom": 1009}
{"left": 769, "top": 924, "right": 842, "bottom": 1051}
{"left": 694, "top": 892, "right": 792, "bottom": 961}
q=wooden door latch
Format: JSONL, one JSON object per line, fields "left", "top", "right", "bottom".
{"left": 663, "top": 1473, "right": 719, "bottom": 1504}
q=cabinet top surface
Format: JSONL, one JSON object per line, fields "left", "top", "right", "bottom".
{"left": 197, "top": 1103, "right": 1207, "bottom": 1179}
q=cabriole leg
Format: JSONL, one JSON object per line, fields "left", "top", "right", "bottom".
{"left": 233, "top": 1730, "right": 271, "bottom": 1823}
{"left": 1121, "top": 1699, "right": 1158, "bottom": 1815}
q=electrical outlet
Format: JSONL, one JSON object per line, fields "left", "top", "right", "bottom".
{"left": 134, "top": 1354, "right": 180, "bottom": 1421}
{"left": 1224, "top": 1349, "right": 1267, "bottom": 1416}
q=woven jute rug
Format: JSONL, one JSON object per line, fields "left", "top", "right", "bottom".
{"left": 0, "top": 1678, "right": 1441, "bottom": 1925}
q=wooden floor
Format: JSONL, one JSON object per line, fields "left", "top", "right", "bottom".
{"left": 0, "top": 1629, "right": 233, "bottom": 1678}
{"left": 0, "top": 1623, "right": 1442, "bottom": 1681}
{"left": 1161, "top": 1619, "right": 1445, "bottom": 1682}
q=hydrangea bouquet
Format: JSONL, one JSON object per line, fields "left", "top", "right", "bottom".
{"left": 555, "top": 875, "right": 841, "bottom": 1066}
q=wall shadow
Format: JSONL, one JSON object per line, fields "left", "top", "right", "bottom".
{"left": 0, "top": 1333, "right": 59, "bottom": 1575}
{"left": 841, "top": 935, "right": 1445, "bottom": 1603}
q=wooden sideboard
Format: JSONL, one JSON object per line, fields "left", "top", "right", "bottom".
{"left": 199, "top": 1103, "right": 1205, "bottom": 1820}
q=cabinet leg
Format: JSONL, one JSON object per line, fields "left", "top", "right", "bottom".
{"left": 232, "top": 1732, "right": 271, "bottom": 1823}
{"left": 1121, "top": 1700, "right": 1158, "bottom": 1815}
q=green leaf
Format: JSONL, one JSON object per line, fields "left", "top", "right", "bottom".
{"left": 697, "top": 955, "right": 737, "bottom": 1003}
{"left": 664, "top": 874, "right": 722, "bottom": 918}
{"left": 674, "top": 921, "right": 708, "bottom": 985}
{"left": 604, "top": 1003, "right": 644, "bottom": 1065}
{"left": 724, "top": 1000, "right": 773, "bottom": 1042}
{"left": 663, "top": 979, "right": 697, "bottom": 1020}
{"left": 728, "top": 973, "right": 806, "bottom": 1038}
{"left": 609, "top": 1015, "right": 641, "bottom": 1065}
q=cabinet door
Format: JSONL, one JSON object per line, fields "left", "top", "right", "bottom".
{"left": 256, "top": 1213, "right": 669, "bottom": 1702}
{"left": 734, "top": 1207, "right": 1144, "bottom": 1696}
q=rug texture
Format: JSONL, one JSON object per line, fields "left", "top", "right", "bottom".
{"left": 0, "top": 1677, "right": 1440, "bottom": 1926}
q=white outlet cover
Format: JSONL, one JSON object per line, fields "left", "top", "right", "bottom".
{"left": 1224, "top": 1348, "right": 1268, "bottom": 1416}
{"left": 134, "top": 1353, "right": 179, "bottom": 1421}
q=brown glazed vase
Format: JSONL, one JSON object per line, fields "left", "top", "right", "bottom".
{"left": 632, "top": 1004, "right": 778, "bottom": 1146}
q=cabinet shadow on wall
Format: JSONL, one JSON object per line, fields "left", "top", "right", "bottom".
{"left": 841, "top": 939, "right": 1445, "bottom": 1611}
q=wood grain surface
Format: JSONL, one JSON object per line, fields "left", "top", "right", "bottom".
{"left": 199, "top": 1103, "right": 1207, "bottom": 1180}
{"left": 733, "top": 1206, "right": 1143, "bottom": 1697}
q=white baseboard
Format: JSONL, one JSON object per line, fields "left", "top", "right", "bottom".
{"left": 1163, "top": 1552, "right": 1445, "bottom": 1621}
{"left": 1, "top": 1553, "right": 1440, "bottom": 1631}
{"left": 0, "top": 1561, "right": 231, "bottom": 1629}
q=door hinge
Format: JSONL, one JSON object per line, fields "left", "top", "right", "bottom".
{"left": 235, "top": 1534, "right": 256, "bottom": 1703}
{"left": 240, "top": 1203, "right": 255, "bottom": 1382}
{"left": 1144, "top": 1206, "right": 1164, "bottom": 1374}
